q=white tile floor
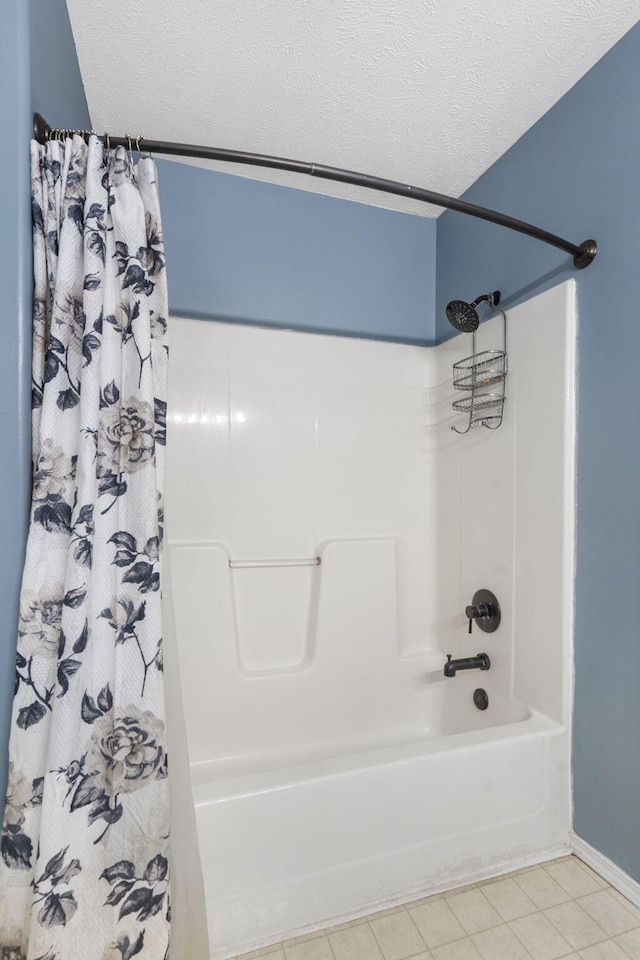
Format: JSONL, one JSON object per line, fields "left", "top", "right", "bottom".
{"left": 237, "top": 857, "right": 640, "bottom": 960}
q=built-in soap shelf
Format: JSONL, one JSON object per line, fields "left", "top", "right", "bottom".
{"left": 452, "top": 316, "right": 507, "bottom": 434}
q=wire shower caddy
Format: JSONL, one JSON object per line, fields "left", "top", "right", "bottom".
{"left": 451, "top": 311, "right": 507, "bottom": 433}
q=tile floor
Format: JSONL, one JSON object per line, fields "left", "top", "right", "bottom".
{"left": 237, "top": 857, "right": 640, "bottom": 960}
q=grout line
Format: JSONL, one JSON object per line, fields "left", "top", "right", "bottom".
{"left": 542, "top": 900, "right": 612, "bottom": 950}
{"left": 366, "top": 905, "right": 431, "bottom": 960}
{"left": 325, "top": 932, "right": 337, "bottom": 960}
{"left": 405, "top": 908, "right": 429, "bottom": 953}
{"left": 497, "top": 924, "right": 528, "bottom": 958}
{"left": 366, "top": 917, "right": 385, "bottom": 958}
{"left": 505, "top": 918, "right": 548, "bottom": 960}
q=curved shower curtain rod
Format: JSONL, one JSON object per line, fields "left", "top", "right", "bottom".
{"left": 33, "top": 112, "right": 597, "bottom": 269}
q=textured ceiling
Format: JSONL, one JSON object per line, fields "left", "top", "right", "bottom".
{"left": 66, "top": 0, "right": 640, "bottom": 217}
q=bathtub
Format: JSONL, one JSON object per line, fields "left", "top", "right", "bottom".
{"left": 193, "top": 676, "right": 570, "bottom": 959}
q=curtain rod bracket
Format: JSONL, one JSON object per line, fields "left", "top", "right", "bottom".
{"left": 32, "top": 113, "right": 597, "bottom": 269}
{"left": 573, "top": 239, "right": 598, "bottom": 269}
{"left": 34, "top": 112, "right": 51, "bottom": 143}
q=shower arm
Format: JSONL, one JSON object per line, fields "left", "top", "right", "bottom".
{"left": 33, "top": 112, "right": 597, "bottom": 269}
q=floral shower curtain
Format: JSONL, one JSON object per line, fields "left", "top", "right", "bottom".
{"left": 1, "top": 135, "right": 171, "bottom": 959}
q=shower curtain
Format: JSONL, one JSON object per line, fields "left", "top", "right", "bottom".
{"left": 0, "top": 135, "right": 180, "bottom": 959}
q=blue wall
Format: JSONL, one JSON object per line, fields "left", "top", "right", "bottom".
{"left": 157, "top": 160, "right": 436, "bottom": 343}
{"left": 437, "top": 22, "right": 640, "bottom": 880}
{"left": 0, "top": 0, "right": 89, "bottom": 799}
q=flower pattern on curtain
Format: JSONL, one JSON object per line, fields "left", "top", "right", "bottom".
{"left": 0, "top": 136, "right": 170, "bottom": 960}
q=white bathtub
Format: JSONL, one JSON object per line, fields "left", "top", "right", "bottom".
{"left": 193, "top": 677, "right": 570, "bottom": 959}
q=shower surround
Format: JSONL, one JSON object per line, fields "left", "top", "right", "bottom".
{"left": 164, "top": 281, "right": 576, "bottom": 958}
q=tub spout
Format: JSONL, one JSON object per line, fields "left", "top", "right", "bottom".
{"left": 444, "top": 653, "right": 490, "bottom": 677}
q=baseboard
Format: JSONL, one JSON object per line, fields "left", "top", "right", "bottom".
{"left": 571, "top": 831, "right": 640, "bottom": 909}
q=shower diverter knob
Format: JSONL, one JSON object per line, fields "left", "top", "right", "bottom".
{"left": 465, "top": 589, "right": 501, "bottom": 634}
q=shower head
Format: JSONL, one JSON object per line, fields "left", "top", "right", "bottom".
{"left": 446, "top": 300, "right": 482, "bottom": 333}
{"left": 445, "top": 291, "right": 501, "bottom": 333}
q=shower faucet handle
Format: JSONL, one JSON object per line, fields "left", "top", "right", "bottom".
{"left": 466, "top": 603, "right": 491, "bottom": 633}
{"left": 464, "top": 590, "right": 501, "bottom": 634}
